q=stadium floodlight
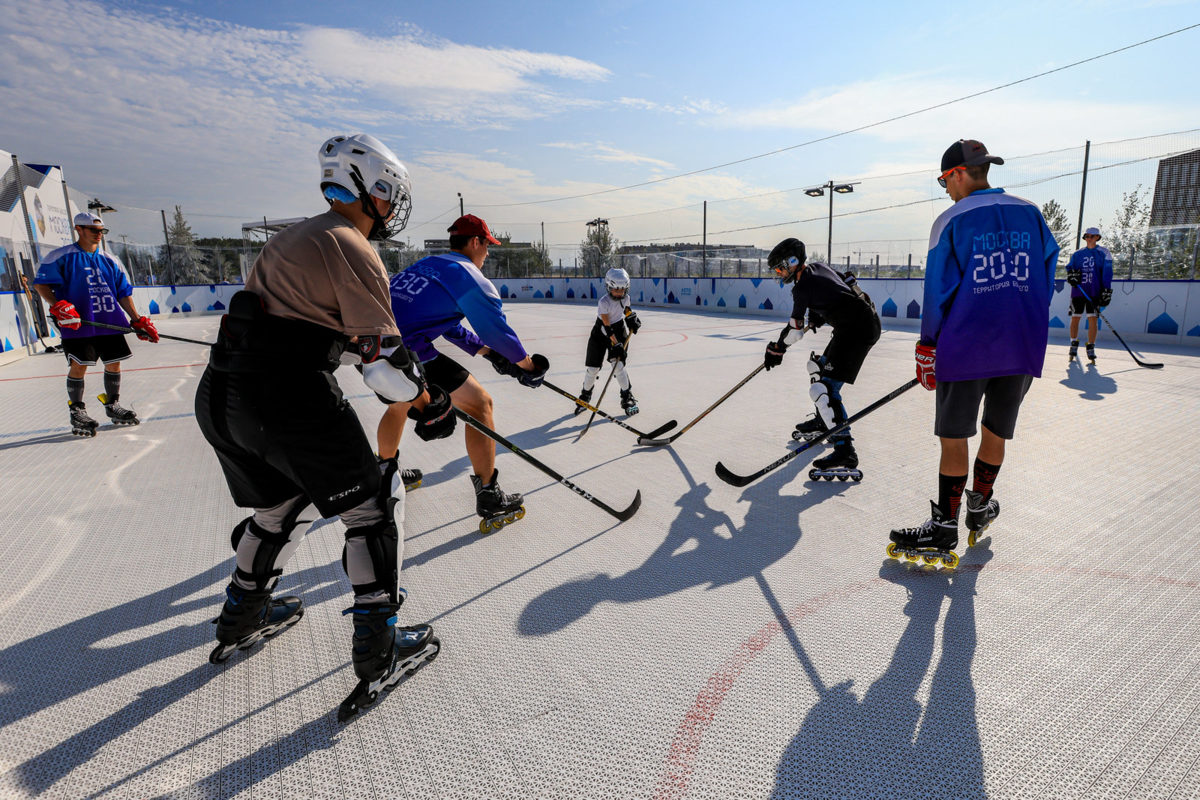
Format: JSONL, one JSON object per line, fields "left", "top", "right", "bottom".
{"left": 806, "top": 181, "right": 860, "bottom": 263}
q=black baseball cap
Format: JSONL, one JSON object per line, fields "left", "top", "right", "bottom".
{"left": 941, "top": 139, "right": 1004, "bottom": 172}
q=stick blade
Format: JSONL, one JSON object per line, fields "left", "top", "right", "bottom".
{"left": 714, "top": 461, "right": 756, "bottom": 487}
{"left": 641, "top": 419, "right": 678, "bottom": 440}
{"left": 1139, "top": 361, "right": 1165, "bottom": 369}
{"left": 614, "top": 490, "right": 642, "bottom": 521}
{"left": 635, "top": 435, "right": 672, "bottom": 447}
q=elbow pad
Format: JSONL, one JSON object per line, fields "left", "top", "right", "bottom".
{"left": 780, "top": 323, "right": 805, "bottom": 347}
{"left": 358, "top": 335, "right": 425, "bottom": 403}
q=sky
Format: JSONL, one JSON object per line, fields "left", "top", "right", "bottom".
{"left": 1, "top": 0, "right": 1198, "bottom": 264}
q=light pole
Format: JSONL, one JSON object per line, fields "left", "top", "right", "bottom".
{"left": 89, "top": 198, "right": 116, "bottom": 253}
{"left": 457, "top": 193, "right": 463, "bottom": 217}
{"left": 804, "top": 181, "right": 858, "bottom": 264}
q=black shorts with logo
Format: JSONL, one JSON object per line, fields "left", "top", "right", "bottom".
{"left": 195, "top": 366, "right": 380, "bottom": 518}
{"left": 1070, "top": 296, "right": 1098, "bottom": 316}
{"left": 62, "top": 334, "right": 132, "bottom": 366}
{"left": 934, "top": 374, "right": 1034, "bottom": 440}
{"left": 420, "top": 352, "right": 472, "bottom": 394}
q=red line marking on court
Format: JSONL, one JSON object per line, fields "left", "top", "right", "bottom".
{"left": 654, "top": 560, "right": 1200, "bottom": 799}
{"left": 0, "top": 362, "right": 208, "bottom": 382}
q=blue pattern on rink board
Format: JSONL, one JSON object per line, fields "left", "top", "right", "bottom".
{"left": 566, "top": 288, "right": 575, "bottom": 298}
{"left": 1049, "top": 316, "right": 1065, "bottom": 328}
{"left": 907, "top": 300, "right": 921, "bottom": 319}
{"left": 881, "top": 298, "right": 898, "bottom": 318}
{"left": 1188, "top": 325, "right": 1200, "bottom": 337}
{"left": 738, "top": 295, "right": 746, "bottom": 308}
{"left": 181, "top": 302, "right": 192, "bottom": 313}
{"left": 759, "top": 298, "right": 773, "bottom": 311}
{"left": 1147, "top": 313, "right": 1177, "bottom": 335}
{"left": 149, "top": 300, "right": 160, "bottom": 314}
{"left": 717, "top": 297, "right": 726, "bottom": 307}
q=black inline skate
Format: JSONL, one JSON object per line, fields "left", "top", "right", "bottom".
{"left": 886, "top": 500, "right": 959, "bottom": 569}
{"left": 472, "top": 469, "right": 525, "bottom": 534}
{"left": 401, "top": 468, "right": 423, "bottom": 491}
{"left": 574, "top": 387, "right": 593, "bottom": 416}
{"left": 338, "top": 602, "right": 440, "bottom": 722}
{"left": 209, "top": 584, "right": 304, "bottom": 663}
{"left": 1068, "top": 339, "right": 1079, "bottom": 361}
{"left": 792, "top": 415, "right": 829, "bottom": 442}
{"left": 808, "top": 443, "right": 863, "bottom": 482}
{"left": 963, "top": 489, "right": 999, "bottom": 546}
{"left": 1086, "top": 343, "right": 1096, "bottom": 364}
{"left": 69, "top": 402, "right": 99, "bottom": 437}
{"left": 98, "top": 392, "right": 139, "bottom": 426}
{"left": 620, "top": 387, "right": 639, "bottom": 416}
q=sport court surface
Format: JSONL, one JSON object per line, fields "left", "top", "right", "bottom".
{"left": 1, "top": 303, "right": 1198, "bottom": 800}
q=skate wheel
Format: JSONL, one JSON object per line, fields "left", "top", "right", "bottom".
{"left": 478, "top": 519, "right": 492, "bottom": 534}
{"left": 921, "top": 554, "right": 940, "bottom": 567}
{"left": 943, "top": 551, "right": 960, "bottom": 569}
{"left": 967, "top": 530, "right": 978, "bottom": 547}
{"left": 514, "top": 507, "right": 526, "bottom": 521}
{"left": 808, "top": 469, "right": 818, "bottom": 480}
{"left": 209, "top": 644, "right": 232, "bottom": 664}
{"left": 792, "top": 431, "right": 802, "bottom": 441}
{"left": 365, "top": 690, "right": 379, "bottom": 705}
{"left": 851, "top": 474, "right": 863, "bottom": 482}
{"left": 885, "top": 543, "right": 900, "bottom": 559}
{"left": 836, "top": 474, "right": 848, "bottom": 482}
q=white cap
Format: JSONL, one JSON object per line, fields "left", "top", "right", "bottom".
{"left": 74, "top": 212, "right": 105, "bottom": 227}
{"left": 1084, "top": 226, "right": 1101, "bottom": 238}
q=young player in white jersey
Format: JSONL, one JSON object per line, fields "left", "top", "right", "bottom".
{"left": 574, "top": 267, "right": 642, "bottom": 416}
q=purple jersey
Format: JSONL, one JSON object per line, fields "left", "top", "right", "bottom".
{"left": 34, "top": 244, "right": 134, "bottom": 339}
{"left": 922, "top": 188, "right": 1059, "bottom": 381}
{"left": 1067, "top": 245, "right": 1113, "bottom": 301}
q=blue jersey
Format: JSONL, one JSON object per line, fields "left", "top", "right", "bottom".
{"left": 33, "top": 243, "right": 134, "bottom": 339}
{"left": 922, "top": 188, "right": 1059, "bottom": 381}
{"left": 389, "top": 253, "right": 528, "bottom": 364}
{"left": 1067, "top": 245, "right": 1112, "bottom": 300}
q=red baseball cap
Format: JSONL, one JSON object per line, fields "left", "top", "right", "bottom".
{"left": 448, "top": 214, "right": 501, "bottom": 245}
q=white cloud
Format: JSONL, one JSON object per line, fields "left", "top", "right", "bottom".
{"left": 542, "top": 141, "right": 674, "bottom": 168}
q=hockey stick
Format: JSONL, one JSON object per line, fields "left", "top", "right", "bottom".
{"left": 453, "top": 408, "right": 641, "bottom": 522}
{"left": 78, "top": 318, "right": 215, "bottom": 347}
{"left": 715, "top": 378, "right": 919, "bottom": 487}
{"left": 636, "top": 363, "right": 766, "bottom": 447}
{"left": 577, "top": 327, "right": 634, "bottom": 440}
{"left": 1076, "top": 286, "right": 1164, "bottom": 370}
{"left": 541, "top": 379, "right": 677, "bottom": 440}
{"left": 18, "top": 279, "right": 59, "bottom": 353}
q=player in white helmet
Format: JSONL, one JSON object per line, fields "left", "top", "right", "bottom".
{"left": 573, "top": 267, "right": 642, "bottom": 416}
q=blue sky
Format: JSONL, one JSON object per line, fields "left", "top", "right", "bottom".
{"left": 2, "top": 0, "right": 1198, "bottom": 263}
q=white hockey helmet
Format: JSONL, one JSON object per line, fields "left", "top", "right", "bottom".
{"left": 319, "top": 134, "right": 413, "bottom": 240}
{"left": 604, "top": 267, "right": 630, "bottom": 295}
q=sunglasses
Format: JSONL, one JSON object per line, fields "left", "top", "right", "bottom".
{"left": 80, "top": 226, "right": 109, "bottom": 235}
{"left": 937, "top": 166, "right": 966, "bottom": 188}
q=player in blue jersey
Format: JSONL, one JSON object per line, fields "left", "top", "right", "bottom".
{"left": 888, "top": 140, "right": 1059, "bottom": 567}
{"left": 763, "top": 238, "right": 881, "bottom": 481}
{"left": 377, "top": 213, "right": 549, "bottom": 532}
{"left": 1066, "top": 226, "right": 1113, "bottom": 363}
{"left": 33, "top": 212, "right": 159, "bottom": 436}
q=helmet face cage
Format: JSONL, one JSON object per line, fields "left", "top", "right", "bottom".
{"left": 768, "top": 238, "right": 806, "bottom": 283}
{"left": 604, "top": 267, "right": 630, "bottom": 295}
{"left": 319, "top": 134, "right": 413, "bottom": 241}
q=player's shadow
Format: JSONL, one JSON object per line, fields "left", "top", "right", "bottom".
{"left": 0, "top": 431, "right": 81, "bottom": 450}
{"left": 1, "top": 559, "right": 347, "bottom": 797}
{"left": 1060, "top": 359, "right": 1118, "bottom": 401}
{"left": 517, "top": 465, "right": 849, "bottom": 637}
{"left": 770, "top": 547, "right": 993, "bottom": 799}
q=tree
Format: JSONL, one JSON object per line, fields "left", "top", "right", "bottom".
{"left": 1040, "top": 199, "right": 1072, "bottom": 269}
{"left": 580, "top": 219, "right": 619, "bottom": 275}
{"left": 1103, "top": 185, "right": 1150, "bottom": 279}
{"left": 161, "top": 205, "right": 202, "bottom": 283}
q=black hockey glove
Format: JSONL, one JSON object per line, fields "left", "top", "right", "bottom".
{"left": 483, "top": 349, "right": 522, "bottom": 378}
{"left": 625, "top": 311, "right": 642, "bottom": 335}
{"left": 1067, "top": 269, "right": 1082, "bottom": 286}
{"left": 1099, "top": 288, "right": 1112, "bottom": 308}
{"left": 518, "top": 353, "right": 550, "bottom": 388}
{"left": 407, "top": 385, "right": 456, "bottom": 441}
{"left": 358, "top": 335, "right": 425, "bottom": 403}
{"left": 764, "top": 340, "right": 787, "bottom": 371}
{"left": 807, "top": 310, "right": 826, "bottom": 330}
{"left": 607, "top": 342, "right": 627, "bottom": 363}
{"left": 604, "top": 319, "right": 629, "bottom": 342}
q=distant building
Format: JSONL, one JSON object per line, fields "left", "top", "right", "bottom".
{"left": 1149, "top": 149, "right": 1200, "bottom": 228}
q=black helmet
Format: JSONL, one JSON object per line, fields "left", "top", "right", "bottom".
{"left": 768, "top": 238, "right": 807, "bottom": 283}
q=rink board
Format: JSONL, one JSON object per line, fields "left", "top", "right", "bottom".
{"left": 1, "top": 305, "right": 1198, "bottom": 800}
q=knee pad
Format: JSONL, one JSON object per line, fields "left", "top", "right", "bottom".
{"left": 806, "top": 352, "right": 828, "bottom": 382}
{"left": 231, "top": 516, "right": 304, "bottom": 590}
{"left": 342, "top": 519, "right": 401, "bottom": 604}
{"left": 613, "top": 360, "right": 630, "bottom": 390}
{"left": 809, "top": 378, "right": 846, "bottom": 429}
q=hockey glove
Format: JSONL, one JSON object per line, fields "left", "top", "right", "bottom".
{"left": 518, "top": 353, "right": 550, "bottom": 388}
{"left": 130, "top": 315, "right": 159, "bottom": 343}
{"left": 1099, "top": 288, "right": 1112, "bottom": 308}
{"left": 1066, "top": 269, "right": 1082, "bottom": 287}
{"left": 625, "top": 311, "right": 642, "bottom": 335}
{"left": 359, "top": 335, "right": 426, "bottom": 403}
{"left": 49, "top": 299, "right": 82, "bottom": 330}
{"left": 764, "top": 341, "right": 787, "bottom": 371}
{"left": 407, "top": 385, "right": 456, "bottom": 441}
{"left": 604, "top": 319, "right": 629, "bottom": 342}
{"left": 483, "top": 349, "right": 522, "bottom": 379}
{"left": 915, "top": 342, "right": 937, "bottom": 391}
{"left": 607, "top": 342, "right": 627, "bottom": 364}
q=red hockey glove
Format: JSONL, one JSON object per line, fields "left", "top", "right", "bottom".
{"left": 915, "top": 342, "right": 937, "bottom": 391}
{"left": 131, "top": 315, "right": 160, "bottom": 343}
{"left": 50, "top": 300, "right": 81, "bottom": 330}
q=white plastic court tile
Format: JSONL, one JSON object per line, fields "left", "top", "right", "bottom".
{"left": 0, "top": 305, "right": 1198, "bottom": 799}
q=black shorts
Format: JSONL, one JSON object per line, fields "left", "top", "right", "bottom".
{"left": 821, "top": 314, "right": 881, "bottom": 384}
{"left": 62, "top": 334, "right": 132, "bottom": 366}
{"left": 934, "top": 374, "right": 1034, "bottom": 440}
{"left": 1070, "top": 297, "right": 1098, "bottom": 316}
{"left": 421, "top": 352, "right": 471, "bottom": 394}
{"left": 195, "top": 367, "right": 380, "bottom": 518}
{"left": 584, "top": 319, "right": 621, "bottom": 368}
